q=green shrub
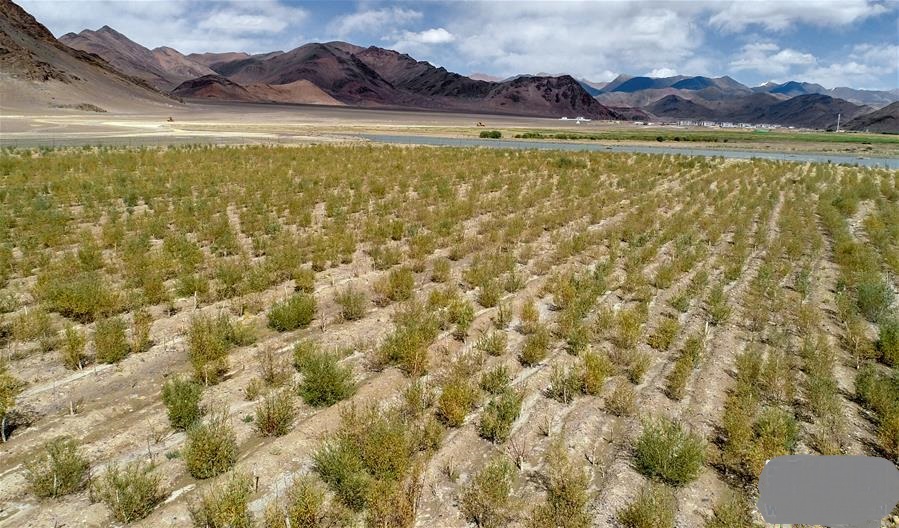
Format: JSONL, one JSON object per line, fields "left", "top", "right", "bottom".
{"left": 336, "top": 285, "right": 368, "bottom": 321}
{"left": 528, "top": 441, "right": 590, "bottom": 528}
{"left": 460, "top": 457, "right": 518, "bottom": 528}
{"left": 614, "top": 308, "right": 643, "bottom": 349}
{"left": 476, "top": 331, "right": 507, "bottom": 357}
{"left": 374, "top": 302, "right": 440, "bottom": 376}
{"left": 292, "top": 266, "right": 316, "bottom": 293}
{"left": 582, "top": 351, "right": 613, "bottom": 396}
{"left": 494, "top": 301, "right": 512, "bottom": 329}
{"left": 297, "top": 349, "right": 355, "bottom": 407}
{"left": 856, "top": 275, "right": 894, "bottom": 322}
{"left": 519, "top": 297, "right": 539, "bottom": 334}
{"left": 546, "top": 365, "right": 582, "bottom": 404}
{"left": 189, "top": 471, "right": 254, "bottom": 528}
{"left": 479, "top": 130, "right": 502, "bottom": 139}
{"left": 437, "top": 376, "right": 479, "bottom": 427}
{"left": 0, "top": 361, "right": 23, "bottom": 442}
{"left": 705, "top": 491, "right": 762, "bottom": 528}
{"left": 184, "top": 410, "right": 238, "bottom": 479}
{"left": 92, "top": 461, "right": 164, "bottom": 523}
{"left": 61, "top": 324, "right": 87, "bottom": 370}
{"left": 162, "top": 375, "right": 204, "bottom": 430}
{"left": 477, "top": 280, "right": 502, "bottom": 308}
{"left": 706, "top": 284, "right": 731, "bottom": 325}
{"left": 25, "top": 436, "right": 89, "bottom": 498}
{"left": 364, "top": 472, "right": 422, "bottom": 527}
{"left": 256, "top": 347, "right": 292, "bottom": 387}
{"left": 479, "top": 389, "right": 523, "bottom": 443}
{"left": 855, "top": 364, "right": 899, "bottom": 418}
{"left": 35, "top": 268, "right": 118, "bottom": 323}
{"left": 665, "top": 358, "right": 691, "bottom": 400}
{"left": 263, "top": 475, "right": 352, "bottom": 528}
{"left": 726, "top": 406, "right": 799, "bottom": 478}
{"left": 877, "top": 317, "right": 899, "bottom": 366}
{"left": 627, "top": 349, "right": 651, "bottom": 384}
{"left": 130, "top": 308, "right": 153, "bottom": 353}
{"left": 634, "top": 417, "right": 705, "bottom": 486}
{"left": 606, "top": 380, "right": 636, "bottom": 416}
{"left": 11, "top": 307, "right": 55, "bottom": 346}
{"left": 313, "top": 406, "right": 415, "bottom": 511}
{"left": 256, "top": 389, "right": 296, "bottom": 436}
{"left": 94, "top": 317, "right": 129, "bottom": 364}
{"left": 448, "top": 296, "right": 476, "bottom": 340}
{"left": 647, "top": 317, "right": 679, "bottom": 351}
{"left": 268, "top": 293, "right": 316, "bottom": 331}
{"left": 431, "top": 258, "right": 451, "bottom": 283}
{"left": 400, "top": 380, "right": 435, "bottom": 418}
{"left": 519, "top": 326, "right": 552, "bottom": 366}
{"left": 187, "top": 314, "right": 243, "bottom": 385}
{"left": 479, "top": 365, "right": 511, "bottom": 395}
{"left": 617, "top": 482, "right": 676, "bottom": 528}
{"left": 376, "top": 267, "right": 415, "bottom": 304}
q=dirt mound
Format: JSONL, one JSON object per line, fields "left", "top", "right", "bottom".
{"left": 171, "top": 74, "right": 258, "bottom": 101}
{"left": 248, "top": 80, "right": 344, "bottom": 106}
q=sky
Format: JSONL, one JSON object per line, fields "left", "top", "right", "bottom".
{"left": 18, "top": 0, "right": 899, "bottom": 90}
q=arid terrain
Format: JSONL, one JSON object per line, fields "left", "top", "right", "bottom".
{"left": 0, "top": 145, "right": 897, "bottom": 527}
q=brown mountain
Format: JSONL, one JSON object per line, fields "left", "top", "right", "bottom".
{"left": 171, "top": 75, "right": 344, "bottom": 107}
{"left": 186, "top": 51, "right": 250, "bottom": 68}
{"left": 212, "top": 42, "right": 402, "bottom": 106}
{"left": 60, "top": 26, "right": 214, "bottom": 90}
{"left": 843, "top": 102, "right": 899, "bottom": 133}
{"left": 247, "top": 80, "right": 343, "bottom": 106}
{"left": 170, "top": 74, "right": 259, "bottom": 102}
{"left": 645, "top": 92, "right": 869, "bottom": 129}
{"left": 208, "top": 42, "right": 620, "bottom": 119}
{"left": 0, "top": 0, "right": 170, "bottom": 111}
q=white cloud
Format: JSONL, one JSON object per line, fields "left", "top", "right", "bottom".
{"left": 198, "top": 1, "right": 307, "bottom": 35}
{"left": 709, "top": 0, "right": 889, "bottom": 32}
{"left": 17, "top": 0, "right": 306, "bottom": 53}
{"left": 396, "top": 28, "right": 455, "bottom": 45}
{"left": 730, "top": 42, "right": 817, "bottom": 76}
{"left": 648, "top": 68, "right": 678, "bottom": 78}
{"left": 328, "top": 7, "right": 422, "bottom": 38}
{"left": 728, "top": 40, "right": 897, "bottom": 88}
{"left": 803, "top": 43, "right": 899, "bottom": 88}
{"left": 447, "top": 2, "right": 705, "bottom": 80}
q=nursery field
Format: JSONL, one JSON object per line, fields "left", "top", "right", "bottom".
{"left": 0, "top": 145, "right": 897, "bottom": 528}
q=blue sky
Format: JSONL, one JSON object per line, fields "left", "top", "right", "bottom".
{"left": 19, "top": 0, "right": 899, "bottom": 90}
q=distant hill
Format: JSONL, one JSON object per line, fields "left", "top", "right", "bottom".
{"left": 753, "top": 80, "right": 899, "bottom": 109}
{"left": 0, "top": 0, "right": 171, "bottom": 111}
{"left": 596, "top": 75, "right": 753, "bottom": 108}
{"left": 171, "top": 74, "right": 344, "bottom": 106}
{"left": 844, "top": 102, "right": 899, "bottom": 133}
{"left": 645, "top": 92, "right": 870, "bottom": 129}
{"left": 59, "top": 26, "right": 214, "bottom": 90}
{"left": 170, "top": 74, "right": 258, "bottom": 102}
{"left": 204, "top": 42, "right": 622, "bottom": 119}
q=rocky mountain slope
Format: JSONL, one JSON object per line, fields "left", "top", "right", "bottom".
{"left": 0, "top": 0, "right": 172, "bottom": 111}
{"left": 59, "top": 26, "right": 214, "bottom": 90}
{"left": 646, "top": 92, "right": 870, "bottom": 128}
{"left": 198, "top": 41, "right": 621, "bottom": 118}
{"left": 844, "top": 102, "right": 899, "bottom": 133}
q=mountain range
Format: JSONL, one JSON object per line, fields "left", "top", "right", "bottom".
{"left": 0, "top": 0, "right": 170, "bottom": 111}
{"left": 2, "top": 0, "right": 896, "bottom": 131}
